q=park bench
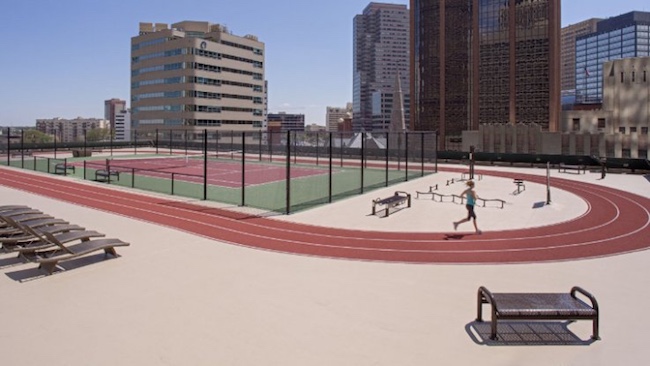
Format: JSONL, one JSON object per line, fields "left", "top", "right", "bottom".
{"left": 54, "top": 163, "right": 75, "bottom": 175}
{"left": 95, "top": 169, "right": 120, "bottom": 182}
{"left": 558, "top": 163, "right": 586, "bottom": 174}
{"left": 476, "top": 286, "right": 600, "bottom": 341}
{"left": 513, "top": 179, "right": 525, "bottom": 195}
{"left": 372, "top": 191, "right": 411, "bottom": 217}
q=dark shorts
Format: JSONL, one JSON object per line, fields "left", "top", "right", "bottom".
{"left": 466, "top": 204, "right": 476, "bottom": 220}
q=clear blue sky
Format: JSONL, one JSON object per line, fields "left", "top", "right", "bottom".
{"left": 1, "top": 0, "right": 649, "bottom": 127}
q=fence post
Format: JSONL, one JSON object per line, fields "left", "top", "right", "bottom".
{"left": 435, "top": 130, "right": 439, "bottom": 173}
{"left": 6, "top": 127, "right": 10, "bottom": 166}
{"left": 360, "top": 132, "right": 365, "bottom": 194}
{"left": 258, "top": 130, "right": 262, "bottom": 161}
{"left": 285, "top": 130, "right": 291, "bottom": 215}
{"left": 203, "top": 129, "right": 208, "bottom": 201}
{"left": 241, "top": 131, "right": 246, "bottom": 206}
{"left": 155, "top": 129, "right": 159, "bottom": 155}
{"left": 405, "top": 132, "right": 409, "bottom": 181}
{"left": 421, "top": 133, "right": 425, "bottom": 176}
{"left": 20, "top": 129, "right": 24, "bottom": 168}
{"left": 316, "top": 132, "right": 319, "bottom": 166}
{"left": 329, "top": 132, "right": 333, "bottom": 203}
{"left": 385, "top": 132, "right": 389, "bottom": 187}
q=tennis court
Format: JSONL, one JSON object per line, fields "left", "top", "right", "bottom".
{"left": 84, "top": 155, "right": 333, "bottom": 188}
{"left": 62, "top": 153, "right": 413, "bottom": 213}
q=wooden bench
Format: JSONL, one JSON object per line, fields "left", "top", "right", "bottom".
{"left": 54, "top": 163, "right": 75, "bottom": 175}
{"left": 95, "top": 169, "right": 120, "bottom": 182}
{"left": 558, "top": 164, "right": 586, "bottom": 174}
{"left": 372, "top": 191, "right": 411, "bottom": 217}
{"left": 476, "top": 286, "right": 600, "bottom": 341}
{"left": 513, "top": 179, "right": 525, "bottom": 195}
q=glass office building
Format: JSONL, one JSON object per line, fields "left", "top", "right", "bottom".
{"left": 410, "top": 0, "right": 561, "bottom": 150}
{"left": 575, "top": 11, "right": 650, "bottom": 104}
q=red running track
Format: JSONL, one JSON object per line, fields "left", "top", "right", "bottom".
{"left": 1, "top": 167, "right": 649, "bottom": 264}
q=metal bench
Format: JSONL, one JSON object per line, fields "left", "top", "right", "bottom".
{"left": 372, "top": 191, "right": 411, "bottom": 217}
{"left": 477, "top": 286, "right": 600, "bottom": 341}
{"left": 558, "top": 164, "right": 586, "bottom": 174}
{"left": 54, "top": 163, "right": 75, "bottom": 175}
{"left": 513, "top": 179, "right": 525, "bottom": 195}
{"left": 95, "top": 169, "right": 120, "bottom": 182}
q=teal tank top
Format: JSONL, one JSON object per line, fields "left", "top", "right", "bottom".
{"left": 466, "top": 193, "right": 476, "bottom": 206}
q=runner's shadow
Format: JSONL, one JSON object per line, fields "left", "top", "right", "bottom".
{"left": 444, "top": 234, "right": 467, "bottom": 240}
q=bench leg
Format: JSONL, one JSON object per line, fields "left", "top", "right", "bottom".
{"left": 490, "top": 319, "right": 498, "bottom": 340}
{"left": 592, "top": 317, "right": 600, "bottom": 340}
{"left": 38, "top": 261, "right": 58, "bottom": 275}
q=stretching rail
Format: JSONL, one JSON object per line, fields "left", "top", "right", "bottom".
{"left": 427, "top": 193, "right": 505, "bottom": 209}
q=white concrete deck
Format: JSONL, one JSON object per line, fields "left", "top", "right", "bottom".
{"left": 0, "top": 165, "right": 649, "bottom": 365}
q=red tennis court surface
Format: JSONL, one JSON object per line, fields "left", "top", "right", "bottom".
{"left": 84, "top": 157, "right": 331, "bottom": 187}
{"left": 1, "top": 166, "right": 648, "bottom": 264}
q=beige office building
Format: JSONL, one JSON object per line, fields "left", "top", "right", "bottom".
{"left": 561, "top": 18, "right": 600, "bottom": 91}
{"left": 325, "top": 103, "right": 352, "bottom": 132}
{"left": 131, "top": 21, "right": 265, "bottom": 136}
{"left": 36, "top": 117, "right": 108, "bottom": 143}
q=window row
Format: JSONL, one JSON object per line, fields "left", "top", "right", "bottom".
{"left": 132, "top": 63, "right": 183, "bottom": 76}
{"left": 132, "top": 76, "right": 263, "bottom": 92}
{"left": 133, "top": 105, "right": 263, "bottom": 115}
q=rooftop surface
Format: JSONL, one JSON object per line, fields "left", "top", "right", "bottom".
{"left": 0, "top": 163, "right": 649, "bottom": 365}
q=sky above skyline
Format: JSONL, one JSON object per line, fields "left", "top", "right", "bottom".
{"left": 1, "top": 0, "right": 649, "bottom": 126}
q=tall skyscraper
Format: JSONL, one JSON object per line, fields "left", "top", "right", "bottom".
{"left": 131, "top": 21, "right": 265, "bottom": 134}
{"left": 575, "top": 11, "right": 650, "bottom": 104}
{"left": 104, "top": 98, "right": 126, "bottom": 132}
{"left": 353, "top": 3, "right": 410, "bottom": 132}
{"left": 410, "top": 0, "right": 561, "bottom": 149}
{"left": 561, "top": 19, "right": 600, "bottom": 92}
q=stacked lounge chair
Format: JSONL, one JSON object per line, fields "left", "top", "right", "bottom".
{"left": 0, "top": 206, "right": 130, "bottom": 275}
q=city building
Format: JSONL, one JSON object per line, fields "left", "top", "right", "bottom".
{"left": 104, "top": 98, "right": 127, "bottom": 132}
{"left": 305, "top": 124, "right": 327, "bottom": 133}
{"left": 561, "top": 18, "right": 600, "bottom": 92}
{"left": 267, "top": 112, "right": 305, "bottom": 132}
{"left": 36, "top": 117, "right": 108, "bottom": 143}
{"left": 465, "top": 57, "right": 650, "bottom": 159}
{"left": 353, "top": 3, "right": 410, "bottom": 132}
{"left": 114, "top": 109, "right": 131, "bottom": 141}
{"left": 410, "top": 0, "right": 561, "bottom": 150}
{"left": 131, "top": 21, "right": 265, "bottom": 137}
{"left": 326, "top": 103, "right": 352, "bottom": 132}
{"left": 576, "top": 11, "right": 650, "bottom": 104}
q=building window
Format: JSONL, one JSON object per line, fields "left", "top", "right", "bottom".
{"left": 642, "top": 127, "right": 649, "bottom": 135}
{"left": 639, "top": 150, "right": 648, "bottom": 159}
{"left": 622, "top": 149, "right": 631, "bottom": 158}
{"left": 630, "top": 127, "right": 637, "bottom": 133}
{"left": 619, "top": 127, "right": 626, "bottom": 134}
{"left": 572, "top": 118, "right": 580, "bottom": 131}
{"left": 597, "top": 118, "right": 606, "bottom": 129}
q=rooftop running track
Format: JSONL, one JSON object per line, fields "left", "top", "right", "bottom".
{"left": 0, "top": 166, "right": 648, "bottom": 264}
